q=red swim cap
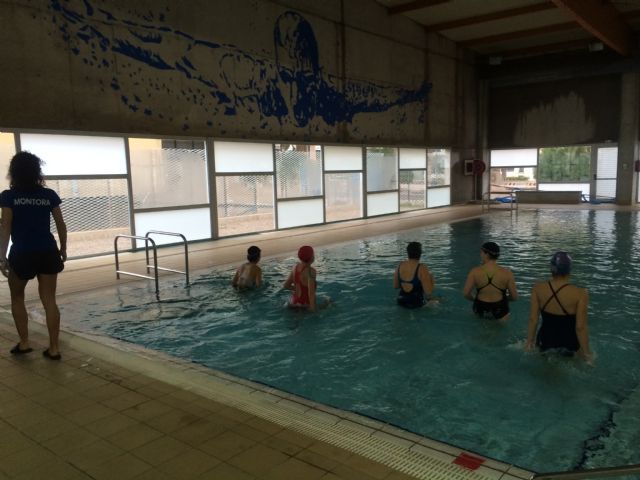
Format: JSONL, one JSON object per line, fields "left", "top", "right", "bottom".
{"left": 298, "top": 245, "right": 314, "bottom": 263}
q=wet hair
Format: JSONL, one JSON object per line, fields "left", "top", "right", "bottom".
{"left": 247, "top": 246, "right": 261, "bottom": 263}
{"left": 550, "top": 251, "right": 572, "bottom": 276}
{"left": 481, "top": 241, "right": 500, "bottom": 260}
{"left": 407, "top": 242, "right": 422, "bottom": 260}
{"left": 8, "top": 151, "right": 45, "bottom": 190}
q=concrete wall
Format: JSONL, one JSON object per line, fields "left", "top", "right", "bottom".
{"left": 0, "top": 0, "right": 478, "bottom": 156}
{"left": 488, "top": 75, "right": 620, "bottom": 148}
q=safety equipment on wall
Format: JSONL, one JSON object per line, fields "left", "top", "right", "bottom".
{"left": 472, "top": 159, "right": 486, "bottom": 175}
{"left": 635, "top": 160, "right": 640, "bottom": 173}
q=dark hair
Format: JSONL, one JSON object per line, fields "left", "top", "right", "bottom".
{"left": 481, "top": 241, "right": 500, "bottom": 260}
{"left": 8, "top": 151, "right": 45, "bottom": 190}
{"left": 247, "top": 245, "right": 261, "bottom": 262}
{"left": 407, "top": 241, "right": 422, "bottom": 260}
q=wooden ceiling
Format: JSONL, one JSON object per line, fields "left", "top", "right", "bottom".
{"left": 375, "top": 0, "right": 640, "bottom": 61}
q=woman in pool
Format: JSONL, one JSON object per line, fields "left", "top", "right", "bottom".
{"left": 393, "top": 241, "right": 434, "bottom": 308}
{"left": 526, "top": 251, "right": 591, "bottom": 362}
{"left": 463, "top": 241, "right": 518, "bottom": 321}
{"left": 0, "top": 152, "right": 67, "bottom": 360}
{"left": 283, "top": 245, "right": 317, "bottom": 311}
{"left": 232, "top": 245, "right": 262, "bottom": 290}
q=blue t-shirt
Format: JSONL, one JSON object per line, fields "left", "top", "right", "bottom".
{"left": 0, "top": 187, "right": 61, "bottom": 253}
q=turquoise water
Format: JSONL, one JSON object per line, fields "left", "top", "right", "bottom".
{"left": 62, "top": 210, "right": 640, "bottom": 473}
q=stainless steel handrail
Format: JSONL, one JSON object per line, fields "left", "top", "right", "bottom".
{"left": 532, "top": 463, "right": 640, "bottom": 479}
{"left": 144, "top": 230, "right": 190, "bottom": 285}
{"left": 114, "top": 235, "right": 159, "bottom": 296}
{"left": 481, "top": 191, "right": 516, "bottom": 213}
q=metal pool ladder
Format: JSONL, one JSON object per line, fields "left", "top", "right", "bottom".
{"left": 114, "top": 231, "right": 190, "bottom": 297}
{"left": 481, "top": 190, "right": 516, "bottom": 213}
{"left": 532, "top": 462, "right": 640, "bottom": 479}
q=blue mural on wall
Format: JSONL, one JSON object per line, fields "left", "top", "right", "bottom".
{"left": 47, "top": 0, "right": 431, "bottom": 134}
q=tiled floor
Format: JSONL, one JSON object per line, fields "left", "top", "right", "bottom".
{"left": 4, "top": 203, "right": 620, "bottom": 479}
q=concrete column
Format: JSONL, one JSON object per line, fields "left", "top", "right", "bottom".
{"left": 616, "top": 73, "right": 640, "bottom": 205}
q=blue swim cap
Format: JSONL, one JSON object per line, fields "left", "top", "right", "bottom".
{"left": 550, "top": 251, "right": 572, "bottom": 275}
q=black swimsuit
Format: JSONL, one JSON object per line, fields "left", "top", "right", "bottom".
{"left": 397, "top": 264, "right": 426, "bottom": 309}
{"left": 473, "top": 268, "right": 509, "bottom": 319}
{"left": 536, "top": 282, "right": 579, "bottom": 353}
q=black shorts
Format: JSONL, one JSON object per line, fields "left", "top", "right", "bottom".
{"left": 8, "top": 249, "right": 64, "bottom": 280}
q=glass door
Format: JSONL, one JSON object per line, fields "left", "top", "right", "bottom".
{"left": 593, "top": 146, "right": 618, "bottom": 201}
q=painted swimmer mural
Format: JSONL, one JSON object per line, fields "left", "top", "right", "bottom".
{"left": 47, "top": 0, "right": 431, "bottom": 136}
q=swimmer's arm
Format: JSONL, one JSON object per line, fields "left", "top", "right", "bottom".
{"left": 255, "top": 266, "right": 262, "bottom": 288}
{"left": 507, "top": 269, "right": 519, "bottom": 301}
{"left": 576, "top": 289, "right": 591, "bottom": 362}
{"left": 232, "top": 267, "right": 240, "bottom": 287}
{"left": 462, "top": 270, "right": 475, "bottom": 301}
{"left": 308, "top": 269, "right": 317, "bottom": 311}
{"left": 393, "top": 267, "right": 399, "bottom": 289}
{"left": 282, "top": 269, "right": 294, "bottom": 290}
{"left": 420, "top": 265, "right": 434, "bottom": 296}
{"left": 525, "top": 286, "right": 540, "bottom": 351}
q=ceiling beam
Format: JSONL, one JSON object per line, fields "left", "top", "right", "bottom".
{"left": 550, "top": 0, "right": 633, "bottom": 56}
{"left": 496, "top": 39, "right": 594, "bottom": 59}
{"left": 427, "top": 3, "right": 555, "bottom": 31}
{"left": 460, "top": 22, "right": 578, "bottom": 47}
{"left": 388, "top": 0, "right": 450, "bottom": 15}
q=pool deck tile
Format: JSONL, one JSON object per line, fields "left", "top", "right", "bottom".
{"left": 0, "top": 204, "right": 559, "bottom": 479}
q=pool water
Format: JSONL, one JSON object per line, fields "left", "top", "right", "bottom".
{"left": 62, "top": 209, "right": 640, "bottom": 472}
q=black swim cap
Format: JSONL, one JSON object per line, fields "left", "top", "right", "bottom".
{"left": 481, "top": 242, "right": 500, "bottom": 259}
{"left": 550, "top": 251, "right": 572, "bottom": 275}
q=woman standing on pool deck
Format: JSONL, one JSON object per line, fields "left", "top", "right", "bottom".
{"left": 0, "top": 152, "right": 67, "bottom": 360}
{"left": 463, "top": 241, "right": 518, "bottom": 321}
{"left": 394, "top": 241, "right": 434, "bottom": 308}
{"left": 283, "top": 245, "right": 317, "bottom": 311}
{"left": 526, "top": 251, "right": 591, "bottom": 362}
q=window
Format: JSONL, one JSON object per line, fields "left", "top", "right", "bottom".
{"left": 366, "top": 147, "right": 398, "bottom": 192}
{"left": 275, "top": 144, "right": 322, "bottom": 198}
{"left": 216, "top": 175, "right": 274, "bottom": 236}
{"left": 427, "top": 149, "right": 450, "bottom": 187}
{"left": 538, "top": 146, "right": 590, "bottom": 182}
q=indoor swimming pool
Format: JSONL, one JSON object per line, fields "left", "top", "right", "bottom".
{"left": 60, "top": 209, "right": 640, "bottom": 473}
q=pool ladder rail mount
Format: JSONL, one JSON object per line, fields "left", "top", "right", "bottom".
{"left": 114, "top": 230, "right": 190, "bottom": 297}
{"left": 481, "top": 190, "right": 517, "bottom": 213}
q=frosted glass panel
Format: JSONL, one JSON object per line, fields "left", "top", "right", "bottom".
{"left": 595, "top": 180, "right": 616, "bottom": 198}
{"left": 47, "top": 178, "right": 129, "bottom": 258}
{"left": 216, "top": 175, "right": 274, "bottom": 236}
{"left": 399, "top": 170, "right": 426, "bottom": 211}
{"left": 275, "top": 144, "right": 322, "bottom": 198}
{"left": 427, "top": 187, "right": 450, "bottom": 208}
{"left": 129, "top": 138, "right": 208, "bottom": 209}
{"left": 20, "top": 133, "right": 127, "bottom": 175}
{"left": 324, "top": 146, "right": 362, "bottom": 171}
{"left": 400, "top": 148, "right": 426, "bottom": 169}
{"left": 277, "top": 198, "right": 323, "bottom": 229}
{"left": 539, "top": 183, "right": 589, "bottom": 196}
{"left": 134, "top": 208, "right": 211, "bottom": 247}
{"left": 214, "top": 141, "right": 274, "bottom": 173}
{"left": 597, "top": 147, "right": 617, "bottom": 178}
{"left": 325, "top": 173, "right": 362, "bottom": 222}
{"left": 367, "top": 192, "right": 398, "bottom": 216}
{"left": 428, "top": 149, "right": 451, "bottom": 186}
{"left": 366, "top": 147, "right": 398, "bottom": 192}
{"left": 491, "top": 149, "right": 537, "bottom": 167}
{"left": 0, "top": 132, "right": 16, "bottom": 190}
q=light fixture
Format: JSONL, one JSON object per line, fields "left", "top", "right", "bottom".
{"left": 588, "top": 41, "right": 604, "bottom": 52}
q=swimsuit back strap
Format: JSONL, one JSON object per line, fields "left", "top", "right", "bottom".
{"left": 541, "top": 281, "right": 570, "bottom": 315}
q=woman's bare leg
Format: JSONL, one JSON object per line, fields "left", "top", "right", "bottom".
{"left": 8, "top": 271, "right": 30, "bottom": 350}
{"left": 37, "top": 273, "right": 60, "bottom": 356}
